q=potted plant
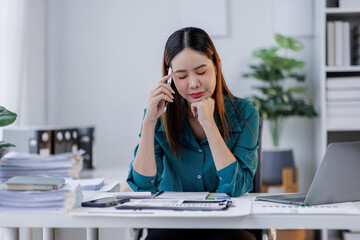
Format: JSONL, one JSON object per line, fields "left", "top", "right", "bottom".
{"left": 0, "top": 106, "right": 17, "bottom": 159}
{"left": 243, "top": 34, "right": 317, "bottom": 187}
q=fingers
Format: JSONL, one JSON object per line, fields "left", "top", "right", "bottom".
{"left": 190, "top": 98, "right": 215, "bottom": 123}
{"left": 159, "top": 74, "right": 172, "bottom": 84}
{"left": 155, "top": 82, "right": 175, "bottom": 94}
{"left": 150, "top": 85, "right": 174, "bottom": 101}
{"left": 148, "top": 91, "right": 173, "bottom": 110}
{"left": 149, "top": 75, "right": 175, "bottom": 104}
{"left": 191, "top": 105, "right": 198, "bottom": 118}
{"left": 153, "top": 91, "right": 173, "bottom": 104}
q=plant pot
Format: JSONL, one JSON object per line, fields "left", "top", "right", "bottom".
{"left": 262, "top": 148, "right": 296, "bottom": 185}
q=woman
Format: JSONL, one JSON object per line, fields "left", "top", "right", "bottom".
{"left": 127, "top": 27, "right": 259, "bottom": 240}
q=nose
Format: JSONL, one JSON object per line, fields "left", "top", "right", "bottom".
{"left": 188, "top": 75, "right": 200, "bottom": 89}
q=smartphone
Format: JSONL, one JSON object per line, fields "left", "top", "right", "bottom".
{"left": 164, "top": 67, "right": 173, "bottom": 112}
{"left": 82, "top": 197, "right": 121, "bottom": 207}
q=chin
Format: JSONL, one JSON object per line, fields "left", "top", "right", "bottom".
{"left": 188, "top": 96, "right": 207, "bottom": 103}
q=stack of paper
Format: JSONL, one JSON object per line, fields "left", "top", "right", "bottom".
{"left": 66, "top": 178, "right": 104, "bottom": 191}
{"left": 326, "top": 77, "right": 360, "bottom": 129}
{"left": 0, "top": 182, "right": 82, "bottom": 213}
{"left": 0, "top": 150, "right": 84, "bottom": 182}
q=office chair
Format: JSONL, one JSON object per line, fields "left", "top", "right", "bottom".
{"left": 248, "top": 118, "right": 264, "bottom": 240}
{"left": 133, "top": 119, "right": 264, "bottom": 240}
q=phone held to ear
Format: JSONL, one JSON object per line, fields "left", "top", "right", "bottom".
{"left": 81, "top": 197, "right": 130, "bottom": 207}
{"left": 164, "top": 67, "right": 173, "bottom": 112}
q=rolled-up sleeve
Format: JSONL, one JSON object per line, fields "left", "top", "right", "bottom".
{"left": 216, "top": 104, "right": 259, "bottom": 197}
{"left": 127, "top": 142, "right": 164, "bottom": 193}
{"left": 126, "top": 112, "right": 164, "bottom": 193}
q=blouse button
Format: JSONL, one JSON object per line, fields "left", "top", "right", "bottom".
{"left": 150, "top": 180, "right": 155, "bottom": 184}
{"left": 197, "top": 174, "right": 202, "bottom": 179}
{"left": 198, "top": 148, "right": 203, "bottom": 153}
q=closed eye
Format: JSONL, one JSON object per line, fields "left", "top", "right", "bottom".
{"left": 198, "top": 71, "right": 206, "bottom": 75}
{"left": 179, "top": 75, "right": 187, "bottom": 80}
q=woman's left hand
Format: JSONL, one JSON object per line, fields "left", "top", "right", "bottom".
{"left": 190, "top": 98, "right": 216, "bottom": 128}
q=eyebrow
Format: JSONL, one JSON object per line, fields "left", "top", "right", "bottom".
{"left": 174, "top": 64, "right": 207, "bottom": 73}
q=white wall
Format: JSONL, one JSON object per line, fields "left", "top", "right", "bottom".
{"left": 46, "top": 0, "right": 316, "bottom": 192}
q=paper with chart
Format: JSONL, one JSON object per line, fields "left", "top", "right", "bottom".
{"left": 251, "top": 196, "right": 360, "bottom": 214}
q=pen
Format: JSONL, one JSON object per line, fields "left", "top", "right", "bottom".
{"left": 153, "top": 191, "right": 164, "bottom": 198}
{"left": 164, "top": 67, "right": 172, "bottom": 112}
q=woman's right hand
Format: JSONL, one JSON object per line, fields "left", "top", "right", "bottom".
{"left": 144, "top": 74, "right": 175, "bottom": 124}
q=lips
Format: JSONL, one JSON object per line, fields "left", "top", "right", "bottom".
{"left": 189, "top": 91, "right": 205, "bottom": 99}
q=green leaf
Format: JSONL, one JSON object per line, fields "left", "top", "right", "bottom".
{"left": 275, "top": 34, "right": 289, "bottom": 49}
{"left": 262, "top": 56, "right": 304, "bottom": 71}
{"left": 288, "top": 73, "right": 306, "bottom": 81}
{"left": 288, "top": 38, "right": 304, "bottom": 51}
{"left": 295, "top": 60, "right": 305, "bottom": 68}
{"left": 286, "top": 86, "right": 307, "bottom": 94}
{"left": 0, "top": 106, "right": 17, "bottom": 127}
{"left": 253, "top": 47, "right": 278, "bottom": 59}
{"left": 282, "top": 94, "right": 290, "bottom": 104}
{"left": 0, "top": 141, "right": 16, "bottom": 148}
{"left": 275, "top": 34, "right": 304, "bottom": 52}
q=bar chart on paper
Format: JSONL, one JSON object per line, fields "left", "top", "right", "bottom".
{"left": 251, "top": 198, "right": 360, "bottom": 214}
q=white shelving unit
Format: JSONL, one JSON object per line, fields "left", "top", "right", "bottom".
{"left": 315, "top": 1, "right": 360, "bottom": 240}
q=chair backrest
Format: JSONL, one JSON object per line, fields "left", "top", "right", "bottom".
{"left": 250, "top": 118, "right": 263, "bottom": 193}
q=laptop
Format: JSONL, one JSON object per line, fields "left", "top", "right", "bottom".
{"left": 256, "top": 142, "right": 360, "bottom": 206}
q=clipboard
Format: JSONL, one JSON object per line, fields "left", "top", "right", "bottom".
{"left": 116, "top": 199, "right": 232, "bottom": 211}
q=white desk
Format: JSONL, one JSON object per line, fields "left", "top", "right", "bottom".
{"left": 1, "top": 198, "right": 360, "bottom": 240}
{"left": 2, "top": 168, "right": 359, "bottom": 240}
{"left": 1, "top": 208, "right": 360, "bottom": 229}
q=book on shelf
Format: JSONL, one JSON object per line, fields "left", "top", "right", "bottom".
{"left": 327, "top": 101, "right": 360, "bottom": 108}
{"left": 327, "top": 0, "right": 338, "bottom": 8}
{"left": 5, "top": 176, "right": 65, "bottom": 191}
{"left": 335, "top": 21, "right": 343, "bottom": 66}
{"left": 354, "top": 46, "right": 360, "bottom": 58}
{"left": 327, "top": 106, "right": 360, "bottom": 117}
{"left": 343, "top": 22, "right": 351, "bottom": 66}
{"left": 327, "top": 22, "right": 335, "bottom": 66}
{"left": 327, "top": 77, "right": 360, "bottom": 89}
{"left": 354, "top": 24, "right": 360, "bottom": 37}
{"left": 354, "top": 25, "right": 360, "bottom": 65}
{"left": 327, "top": 89, "right": 360, "bottom": 100}
{"left": 327, "top": 21, "right": 351, "bottom": 66}
{"left": 327, "top": 116, "right": 360, "bottom": 130}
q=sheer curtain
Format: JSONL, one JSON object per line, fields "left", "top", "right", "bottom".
{"left": 0, "top": 2, "right": 46, "bottom": 238}
{"left": 0, "top": 0, "right": 46, "bottom": 130}
{"left": 0, "top": 0, "right": 46, "bottom": 236}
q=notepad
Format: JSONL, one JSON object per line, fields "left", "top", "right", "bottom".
{"left": 154, "top": 191, "right": 209, "bottom": 200}
{"left": 5, "top": 176, "right": 65, "bottom": 191}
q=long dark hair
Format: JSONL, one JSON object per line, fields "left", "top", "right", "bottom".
{"left": 162, "top": 27, "right": 244, "bottom": 154}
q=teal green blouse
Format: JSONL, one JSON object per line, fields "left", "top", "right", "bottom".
{"left": 127, "top": 97, "right": 259, "bottom": 197}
